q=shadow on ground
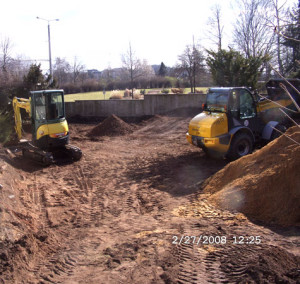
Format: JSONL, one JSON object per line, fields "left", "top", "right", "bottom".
{"left": 126, "top": 151, "right": 228, "bottom": 197}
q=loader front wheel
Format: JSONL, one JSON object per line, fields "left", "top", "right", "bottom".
{"left": 226, "top": 133, "right": 253, "bottom": 161}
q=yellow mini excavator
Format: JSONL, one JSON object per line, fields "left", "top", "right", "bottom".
{"left": 10, "top": 89, "right": 82, "bottom": 165}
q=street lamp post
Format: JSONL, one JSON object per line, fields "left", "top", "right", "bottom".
{"left": 36, "top": 17, "right": 59, "bottom": 84}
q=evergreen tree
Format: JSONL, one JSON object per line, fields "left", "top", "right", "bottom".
{"left": 22, "top": 64, "right": 56, "bottom": 97}
{"left": 206, "top": 48, "right": 269, "bottom": 88}
{"left": 158, "top": 62, "right": 167, "bottom": 77}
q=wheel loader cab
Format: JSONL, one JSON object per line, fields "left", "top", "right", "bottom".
{"left": 187, "top": 87, "right": 261, "bottom": 159}
{"left": 31, "top": 90, "right": 69, "bottom": 150}
{"left": 226, "top": 88, "right": 260, "bottom": 134}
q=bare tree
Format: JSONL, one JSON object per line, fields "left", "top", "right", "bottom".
{"left": 0, "top": 37, "right": 29, "bottom": 87}
{"left": 121, "top": 42, "right": 147, "bottom": 98}
{"left": 270, "top": 0, "right": 289, "bottom": 74}
{"left": 53, "top": 57, "right": 71, "bottom": 85}
{"left": 280, "top": 0, "right": 300, "bottom": 76}
{"left": 207, "top": 4, "right": 224, "bottom": 51}
{"left": 9, "top": 56, "right": 31, "bottom": 81}
{"left": 233, "top": 0, "right": 275, "bottom": 59}
{"left": 0, "top": 36, "right": 13, "bottom": 73}
{"left": 177, "top": 44, "right": 205, "bottom": 93}
{"left": 71, "top": 57, "right": 85, "bottom": 84}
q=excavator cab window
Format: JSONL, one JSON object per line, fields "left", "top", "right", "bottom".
{"left": 35, "top": 94, "right": 46, "bottom": 121}
{"left": 47, "top": 92, "right": 64, "bottom": 120}
{"left": 33, "top": 92, "right": 64, "bottom": 122}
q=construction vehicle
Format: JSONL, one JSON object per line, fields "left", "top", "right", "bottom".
{"left": 10, "top": 89, "right": 82, "bottom": 165}
{"left": 186, "top": 82, "right": 299, "bottom": 160}
{"left": 259, "top": 78, "right": 300, "bottom": 115}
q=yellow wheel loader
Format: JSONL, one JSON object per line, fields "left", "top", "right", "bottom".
{"left": 10, "top": 89, "right": 82, "bottom": 165}
{"left": 186, "top": 81, "right": 299, "bottom": 160}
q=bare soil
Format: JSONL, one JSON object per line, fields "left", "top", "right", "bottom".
{"left": 0, "top": 110, "right": 299, "bottom": 283}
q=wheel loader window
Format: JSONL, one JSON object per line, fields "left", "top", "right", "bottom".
{"left": 239, "top": 90, "right": 256, "bottom": 119}
{"left": 228, "top": 91, "right": 239, "bottom": 119}
{"left": 206, "top": 92, "right": 228, "bottom": 112}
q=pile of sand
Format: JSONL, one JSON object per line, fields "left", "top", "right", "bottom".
{"left": 89, "top": 115, "right": 133, "bottom": 137}
{"left": 203, "top": 126, "right": 300, "bottom": 226}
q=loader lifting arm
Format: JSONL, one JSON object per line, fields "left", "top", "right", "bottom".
{"left": 12, "top": 97, "right": 31, "bottom": 140}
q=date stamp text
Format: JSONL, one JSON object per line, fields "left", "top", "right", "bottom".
{"left": 172, "top": 235, "right": 262, "bottom": 245}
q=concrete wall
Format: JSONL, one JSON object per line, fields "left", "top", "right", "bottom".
{"left": 65, "top": 93, "right": 206, "bottom": 118}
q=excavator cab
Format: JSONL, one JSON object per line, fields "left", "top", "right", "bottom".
{"left": 30, "top": 90, "right": 69, "bottom": 150}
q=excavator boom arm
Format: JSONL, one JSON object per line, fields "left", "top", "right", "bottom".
{"left": 12, "top": 97, "right": 31, "bottom": 140}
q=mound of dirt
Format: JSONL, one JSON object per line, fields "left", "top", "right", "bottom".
{"left": 89, "top": 115, "right": 133, "bottom": 137}
{"left": 203, "top": 126, "right": 300, "bottom": 226}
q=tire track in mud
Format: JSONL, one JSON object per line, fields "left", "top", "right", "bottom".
{"left": 29, "top": 158, "right": 130, "bottom": 282}
{"left": 171, "top": 189, "right": 300, "bottom": 283}
{"left": 174, "top": 223, "right": 229, "bottom": 284}
{"left": 210, "top": 245, "right": 261, "bottom": 283}
{"left": 176, "top": 241, "right": 207, "bottom": 284}
{"left": 173, "top": 208, "right": 229, "bottom": 284}
{"left": 30, "top": 249, "right": 81, "bottom": 284}
{"left": 89, "top": 183, "right": 105, "bottom": 227}
{"left": 22, "top": 164, "right": 96, "bottom": 283}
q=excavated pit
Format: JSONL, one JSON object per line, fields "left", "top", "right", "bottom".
{"left": 0, "top": 111, "right": 299, "bottom": 283}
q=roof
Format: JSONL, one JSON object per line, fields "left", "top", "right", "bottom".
{"left": 208, "top": 87, "right": 251, "bottom": 93}
{"left": 30, "top": 89, "right": 64, "bottom": 94}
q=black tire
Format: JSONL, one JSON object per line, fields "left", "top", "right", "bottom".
{"left": 226, "top": 132, "right": 253, "bottom": 161}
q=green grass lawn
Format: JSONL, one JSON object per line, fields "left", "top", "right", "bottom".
{"left": 64, "top": 91, "right": 113, "bottom": 102}
{"left": 65, "top": 88, "right": 208, "bottom": 102}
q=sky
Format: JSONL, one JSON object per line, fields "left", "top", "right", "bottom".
{"left": 0, "top": 0, "right": 295, "bottom": 73}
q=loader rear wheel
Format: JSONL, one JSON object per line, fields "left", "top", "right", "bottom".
{"left": 226, "top": 132, "right": 253, "bottom": 161}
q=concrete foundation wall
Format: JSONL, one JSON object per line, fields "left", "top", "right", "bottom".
{"left": 65, "top": 93, "right": 206, "bottom": 118}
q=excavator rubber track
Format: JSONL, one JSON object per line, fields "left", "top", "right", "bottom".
{"left": 63, "top": 144, "right": 82, "bottom": 161}
{"left": 6, "top": 141, "right": 54, "bottom": 166}
{"left": 6, "top": 142, "right": 82, "bottom": 166}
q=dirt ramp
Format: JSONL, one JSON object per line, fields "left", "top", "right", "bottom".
{"left": 203, "top": 126, "right": 300, "bottom": 226}
{"left": 89, "top": 115, "right": 133, "bottom": 137}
